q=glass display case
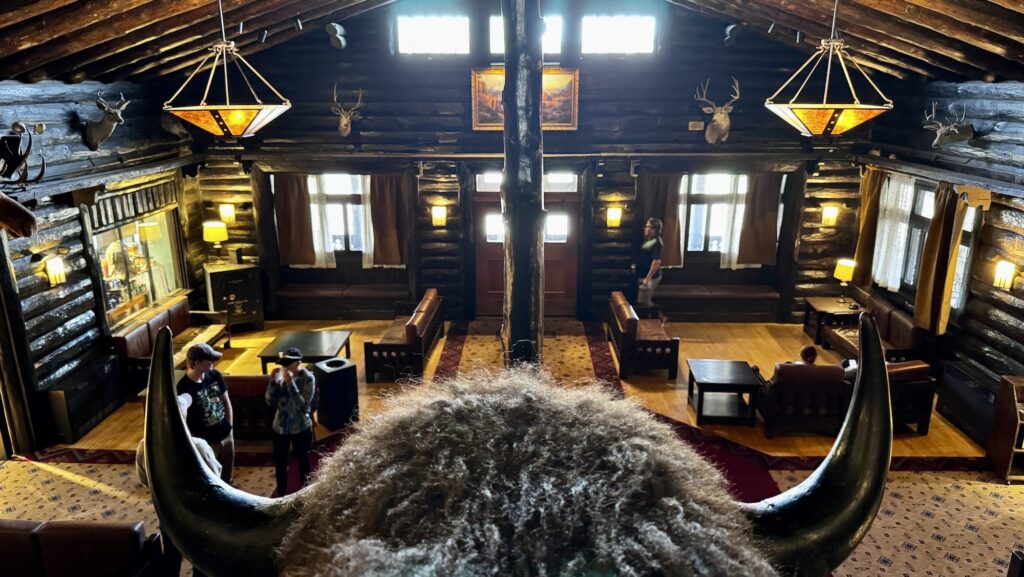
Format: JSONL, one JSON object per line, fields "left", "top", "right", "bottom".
{"left": 94, "top": 209, "right": 184, "bottom": 328}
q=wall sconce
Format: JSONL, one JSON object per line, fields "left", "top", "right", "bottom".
{"left": 821, "top": 205, "right": 840, "bottom": 226}
{"left": 606, "top": 206, "right": 623, "bottom": 228}
{"left": 994, "top": 260, "right": 1016, "bottom": 290}
{"left": 219, "top": 203, "right": 236, "bottom": 224}
{"left": 45, "top": 256, "right": 66, "bottom": 286}
{"left": 431, "top": 205, "right": 447, "bottom": 227}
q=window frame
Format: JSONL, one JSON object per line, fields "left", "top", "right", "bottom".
{"left": 949, "top": 204, "right": 982, "bottom": 317}
{"left": 309, "top": 174, "right": 368, "bottom": 255}
{"left": 394, "top": 14, "right": 472, "bottom": 56}
{"left": 681, "top": 173, "right": 749, "bottom": 260}
{"left": 899, "top": 180, "right": 937, "bottom": 298}
{"left": 580, "top": 14, "right": 659, "bottom": 56}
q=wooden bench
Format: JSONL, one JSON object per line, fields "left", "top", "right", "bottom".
{"left": 607, "top": 291, "right": 679, "bottom": 379}
{"left": 276, "top": 283, "right": 411, "bottom": 320}
{"left": 111, "top": 294, "right": 228, "bottom": 394}
{"left": 364, "top": 289, "right": 444, "bottom": 383}
{"left": 655, "top": 284, "right": 779, "bottom": 322}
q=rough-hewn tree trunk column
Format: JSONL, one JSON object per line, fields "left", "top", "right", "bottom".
{"left": 500, "top": 0, "right": 545, "bottom": 364}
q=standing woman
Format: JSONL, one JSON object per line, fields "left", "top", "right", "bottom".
{"left": 634, "top": 217, "right": 664, "bottom": 307}
{"left": 266, "top": 347, "right": 316, "bottom": 497}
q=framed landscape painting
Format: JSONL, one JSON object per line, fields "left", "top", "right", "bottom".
{"left": 472, "top": 66, "right": 579, "bottom": 131}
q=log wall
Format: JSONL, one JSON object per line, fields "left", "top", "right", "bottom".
{"left": 871, "top": 81, "right": 1024, "bottom": 382}
{"left": 0, "top": 79, "right": 189, "bottom": 450}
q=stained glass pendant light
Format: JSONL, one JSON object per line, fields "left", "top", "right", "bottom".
{"left": 163, "top": 0, "right": 290, "bottom": 137}
{"left": 764, "top": 0, "right": 892, "bottom": 137}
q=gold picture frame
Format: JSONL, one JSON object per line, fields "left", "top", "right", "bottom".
{"left": 472, "top": 66, "right": 579, "bottom": 131}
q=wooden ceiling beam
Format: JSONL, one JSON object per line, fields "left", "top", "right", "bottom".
{"left": 137, "top": 0, "right": 394, "bottom": 81}
{"left": 848, "top": 0, "right": 1024, "bottom": 68}
{"left": 717, "top": 0, "right": 944, "bottom": 78}
{"left": 62, "top": 0, "right": 310, "bottom": 82}
{"left": 903, "top": 0, "right": 1024, "bottom": 46}
{"left": 814, "top": 0, "right": 1024, "bottom": 81}
{"left": 0, "top": 0, "right": 218, "bottom": 80}
{"left": 0, "top": 0, "right": 158, "bottom": 60}
{"left": 666, "top": 0, "right": 912, "bottom": 79}
{"left": 754, "top": 0, "right": 979, "bottom": 79}
{"left": 985, "top": 0, "right": 1024, "bottom": 17}
{"left": 0, "top": 0, "right": 77, "bottom": 32}
{"left": 119, "top": 0, "right": 347, "bottom": 81}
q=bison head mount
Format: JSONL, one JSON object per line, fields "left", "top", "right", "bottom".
{"left": 144, "top": 314, "right": 892, "bottom": 577}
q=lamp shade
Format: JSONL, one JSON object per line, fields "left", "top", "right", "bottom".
{"left": 994, "top": 260, "right": 1016, "bottom": 290}
{"left": 821, "top": 205, "right": 840, "bottom": 226}
{"left": 46, "top": 256, "right": 66, "bottom": 286}
{"left": 137, "top": 222, "right": 161, "bottom": 242}
{"left": 833, "top": 258, "right": 856, "bottom": 283}
{"left": 219, "top": 203, "right": 236, "bottom": 224}
{"left": 431, "top": 205, "right": 447, "bottom": 227}
{"left": 607, "top": 206, "right": 623, "bottom": 228}
{"left": 203, "top": 220, "right": 229, "bottom": 243}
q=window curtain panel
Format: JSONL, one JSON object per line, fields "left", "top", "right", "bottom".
{"left": 273, "top": 173, "right": 316, "bottom": 266}
{"left": 914, "top": 182, "right": 969, "bottom": 335}
{"left": 367, "top": 173, "right": 409, "bottom": 267}
{"left": 872, "top": 173, "right": 914, "bottom": 291}
{"left": 852, "top": 167, "right": 886, "bottom": 286}
{"left": 718, "top": 177, "right": 751, "bottom": 270}
{"left": 638, "top": 171, "right": 683, "bottom": 267}
{"left": 736, "top": 173, "right": 784, "bottom": 266}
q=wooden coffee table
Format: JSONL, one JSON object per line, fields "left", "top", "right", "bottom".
{"left": 687, "top": 359, "right": 761, "bottom": 426}
{"left": 803, "top": 296, "right": 861, "bottom": 344}
{"left": 258, "top": 330, "right": 352, "bottom": 374}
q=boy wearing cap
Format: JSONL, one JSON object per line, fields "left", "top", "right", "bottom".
{"left": 265, "top": 347, "right": 316, "bottom": 497}
{"left": 178, "top": 343, "right": 234, "bottom": 484}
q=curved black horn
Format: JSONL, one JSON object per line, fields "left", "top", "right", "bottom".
{"left": 741, "top": 313, "right": 892, "bottom": 576}
{"left": 145, "top": 327, "right": 302, "bottom": 577}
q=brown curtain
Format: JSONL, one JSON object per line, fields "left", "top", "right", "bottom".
{"left": 852, "top": 167, "right": 886, "bottom": 286}
{"left": 370, "top": 173, "right": 408, "bottom": 265}
{"left": 913, "top": 182, "right": 967, "bottom": 335}
{"left": 273, "top": 173, "right": 315, "bottom": 265}
{"left": 639, "top": 171, "right": 682, "bottom": 267}
{"left": 736, "top": 173, "right": 784, "bottom": 265}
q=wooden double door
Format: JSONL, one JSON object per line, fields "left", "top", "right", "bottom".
{"left": 474, "top": 195, "right": 579, "bottom": 317}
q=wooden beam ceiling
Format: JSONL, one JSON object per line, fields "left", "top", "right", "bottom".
{"left": 0, "top": 0, "right": 1022, "bottom": 83}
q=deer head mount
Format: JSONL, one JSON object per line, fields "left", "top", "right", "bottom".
{"left": 331, "top": 85, "right": 364, "bottom": 138}
{"left": 84, "top": 92, "right": 130, "bottom": 151}
{"left": 695, "top": 77, "right": 740, "bottom": 145}
{"left": 923, "top": 101, "right": 974, "bottom": 148}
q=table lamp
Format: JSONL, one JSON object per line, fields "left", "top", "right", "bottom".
{"left": 833, "top": 258, "right": 856, "bottom": 304}
{"left": 203, "top": 220, "right": 229, "bottom": 262}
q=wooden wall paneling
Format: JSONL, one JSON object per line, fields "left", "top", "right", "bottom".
{"left": 576, "top": 163, "right": 596, "bottom": 321}
{"left": 457, "top": 162, "right": 476, "bottom": 320}
{"left": 588, "top": 160, "right": 636, "bottom": 318}
{"left": 417, "top": 161, "right": 462, "bottom": 319}
{"left": 0, "top": 230, "right": 39, "bottom": 451}
{"left": 792, "top": 161, "right": 861, "bottom": 308}
{"left": 199, "top": 152, "right": 259, "bottom": 262}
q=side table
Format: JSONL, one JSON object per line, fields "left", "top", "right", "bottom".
{"left": 803, "top": 296, "right": 861, "bottom": 344}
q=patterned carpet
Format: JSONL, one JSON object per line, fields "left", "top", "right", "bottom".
{"left": 3, "top": 319, "right": 1022, "bottom": 576}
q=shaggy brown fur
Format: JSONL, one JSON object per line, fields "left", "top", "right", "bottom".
{"left": 278, "top": 370, "right": 779, "bottom": 576}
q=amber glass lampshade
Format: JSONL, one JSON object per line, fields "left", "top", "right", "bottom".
{"left": 431, "top": 205, "right": 447, "bottom": 227}
{"left": 45, "top": 256, "right": 66, "bottom": 286}
{"left": 606, "top": 207, "right": 623, "bottom": 228}
{"left": 994, "top": 260, "right": 1017, "bottom": 290}
{"left": 821, "top": 205, "right": 840, "bottom": 226}
{"left": 219, "top": 203, "right": 236, "bottom": 224}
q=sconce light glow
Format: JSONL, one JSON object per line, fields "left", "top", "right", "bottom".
{"left": 46, "top": 257, "right": 67, "bottom": 286}
{"left": 994, "top": 260, "right": 1016, "bottom": 290}
{"left": 431, "top": 205, "right": 448, "bottom": 227}
{"left": 219, "top": 203, "right": 236, "bottom": 224}
{"left": 821, "top": 205, "right": 840, "bottom": 226}
{"left": 606, "top": 206, "right": 623, "bottom": 228}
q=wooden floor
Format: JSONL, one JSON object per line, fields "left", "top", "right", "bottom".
{"left": 69, "top": 319, "right": 983, "bottom": 459}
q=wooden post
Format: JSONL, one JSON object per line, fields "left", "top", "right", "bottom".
{"left": 500, "top": 0, "right": 545, "bottom": 364}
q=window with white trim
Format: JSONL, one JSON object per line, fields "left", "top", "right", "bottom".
{"left": 681, "top": 174, "right": 748, "bottom": 254}
{"left": 308, "top": 174, "right": 367, "bottom": 254}
{"left": 581, "top": 15, "right": 656, "bottom": 54}
{"left": 490, "top": 15, "right": 563, "bottom": 54}
{"left": 397, "top": 16, "right": 470, "bottom": 54}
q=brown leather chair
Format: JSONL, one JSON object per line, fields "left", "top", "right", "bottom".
{"left": 0, "top": 519, "right": 162, "bottom": 577}
{"left": 755, "top": 363, "right": 851, "bottom": 438}
{"left": 888, "top": 360, "right": 938, "bottom": 435}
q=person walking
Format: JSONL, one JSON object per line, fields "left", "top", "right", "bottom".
{"left": 266, "top": 347, "right": 316, "bottom": 497}
{"left": 633, "top": 217, "right": 664, "bottom": 307}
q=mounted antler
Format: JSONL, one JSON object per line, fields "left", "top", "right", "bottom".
{"left": 922, "top": 101, "right": 973, "bottom": 148}
{"left": 0, "top": 122, "right": 45, "bottom": 187}
{"left": 694, "top": 77, "right": 740, "bottom": 145}
{"left": 331, "top": 84, "right": 364, "bottom": 138}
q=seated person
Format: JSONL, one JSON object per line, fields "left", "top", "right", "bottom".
{"left": 798, "top": 345, "right": 817, "bottom": 365}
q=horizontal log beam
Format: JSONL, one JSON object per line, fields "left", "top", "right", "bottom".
{"left": 0, "top": 0, "right": 77, "bottom": 32}
{"left": 0, "top": 0, "right": 155, "bottom": 60}
{"left": 903, "top": 0, "right": 1024, "bottom": 47}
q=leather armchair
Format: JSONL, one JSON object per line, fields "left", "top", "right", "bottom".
{"left": 755, "top": 363, "right": 851, "bottom": 438}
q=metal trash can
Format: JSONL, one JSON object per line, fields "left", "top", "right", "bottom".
{"left": 312, "top": 357, "right": 359, "bottom": 430}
